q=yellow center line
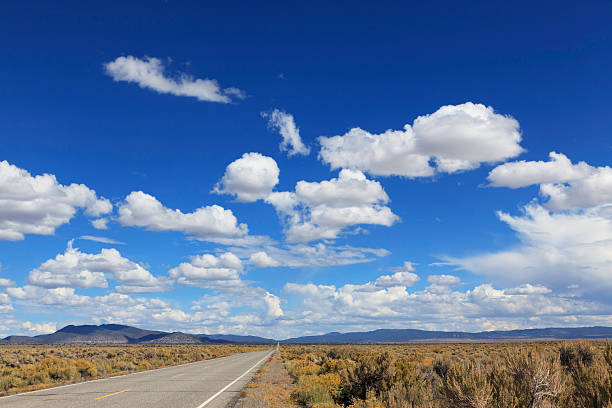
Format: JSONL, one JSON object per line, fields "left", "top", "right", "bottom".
{"left": 94, "top": 388, "right": 131, "bottom": 400}
{"left": 171, "top": 373, "right": 185, "bottom": 379}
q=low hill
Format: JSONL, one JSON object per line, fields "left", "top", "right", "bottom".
{"left": 282, "top": 326, "right": 612, "bottom": 343}
{"left": 0, "top": 324, "right": 226, "bottom": 345}
{"left": 2, "top": 324, "right": 611, "bottom": 345}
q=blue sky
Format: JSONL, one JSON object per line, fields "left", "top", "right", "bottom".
{"left": 1, "top": 1, "right": 611, "bottom": 337}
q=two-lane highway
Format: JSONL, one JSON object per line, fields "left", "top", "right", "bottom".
{"left": 0, "top": 349, "right": 273, "bottom": 408}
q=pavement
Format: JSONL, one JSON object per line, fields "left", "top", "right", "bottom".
{"left": 0, "top": 349, "right": 273, "bottom": 408}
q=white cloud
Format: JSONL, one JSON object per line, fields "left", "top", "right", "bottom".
{"left": 505, "top": 284, "right": 551, "bottom": 295}
{"left": 91, "top": 218, "right": 109, "bottom": 230}
{"left": 295, "top": 168, "right": 389, "bottom": 207}
{"left": 370, "top": 261, "right": 420, "bottom": 288}
{"left": 540, "top": 168, "right": 612, "bottom": 211}
{"left": 249, "top": 251, "right": 280, "bottom": 268}
{"left": 487, "top": 152, "right": 593, "bottom": 188}
{"left": 213, "top": 153, "right": 279, "bottom": 202}
{"left": 263, "top": 109, "right": 310, "bottom": 156}
{"left": 0, "top": 278, "right": 15, "bottom": 287}
{"left": 0, "top": 292, "right": 12, "bottom": 309}
{"left": 232, "top": 243, "right": 390, "bottom": 268}
{"left": 26, "top": 240, "right": 169, "bottom": 293}
{"left": 118, "top": 191, "right": 248, "bottom": 240}
{"left": 79, "top": 235, "right": 125, "bottom": 245}
{"left": 283, "top": 271, "right": 610, "bottom": 333}
{"left": 487, "top": 152, "right": 612, "bottom": 211}
{"left": 266, "top": 169, "right": 399, "bottom": 242}
{"left": 427, "top": 274, "right": 461, "bottom": 286}
{"left": 318, "top": 102, "right": 523, "bottom": 177}
{"left": 263, "top": 292, "right": 283, "bottom": 318}
{"left": 426, "top": 274, "right": 461, "bottom": 293}
{"left": 22, "top": 321, "right": 56, "bottom": 334}
{"left": 7, "top": 286, "right": 91, "bottom": 307}
{"left": 0, "top": 160, "right": 112, "bottom": 241}
{"left": 445, "top": 203, "right": 612, "bottom": 300}
{"left": 3, "top": 283, "right": 282, "bottom": 336}
{"left": 169, "top": 252, "right": 243, "bottom": 287}
{"left": 104, "top": 56, "right": 244, "bottom": 103}
{"left": 375, "top": 271, "right": 420, "bottom": 288}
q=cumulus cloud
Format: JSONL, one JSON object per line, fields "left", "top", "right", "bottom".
{"left": 91, "top": 218, "right": 109, "bottom": 230}
{"left": 7, "top": 286, "right": 91, "bottom": 307}
{"left": 263, "top": 109, "right": 310, "bottom": 156}
{"left": 117, "top": 191, "right": 248, "bottom": 240}
{"left": 426, "top": 274, "right": 461, "bottom": 293}
{"left": 3, "top": 281, "right": 282, "bottom": 336}
{"left": 318, "top": 102, "right": 523, "bottom": 177}
{"left": 266, "top": 169, "right": 399, "bottom": 242}
{"left": 213, "top": 153, "right": 280, "bottom": 202}
{"left": 541, "top": 169, "right": 612, "bottom": 211}
{"left": 487, "top": 152, "right": 593, "bottom": 188}
{"left": 104, "top": 56, "right": 244, "bottom": 103}
{"left": 0, "top": 292, "right": 13, "bottom": 313}
{"left": 249, "top": 251, "right": 280, "bottom": 268}
{"left": 375, "top": 271, "right": 420, "bottom": 288}
{"left": 445, "top": 203, "right": 612, "bottom": 300}
{"left": 0, "top": 269, "right": 15, "bottom": 287}
{"left": 25, "top": 240, "right": 169, "bottom": 293}
{"left": 373, "top": 262, "right": 420, "bottom": 287}
{"left": 283, "top": 271, "right": 610, "bottom": 333}
{"left": 488, "top": 152, "right": 612, "bottom": 211}
{"left": 263, "top": 292, "right": 283, "bottom": 318}
{"left": 22, "top": 321, "right": 56, "bottom": 334}
{"left": 169, "top": 252, "right": 243, "bottom": 287}
{"left": 427, "top": 274, "right": 461, "bottom": 286}
{"left": 0, "top": 160, "right": 112, "bottom": 241}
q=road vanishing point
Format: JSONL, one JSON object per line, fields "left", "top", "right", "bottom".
{"left": 0, "top": 349, "right": 273, "bottom": 408}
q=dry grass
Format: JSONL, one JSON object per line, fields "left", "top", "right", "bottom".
{"left": 281, "top": 341, "right": 612, "bottom": 408}
{"left": 234, "top": 351, "right": 299, "bottom": 408}
{"left": 0, "top": 344, "right": 268, "bottom": 396}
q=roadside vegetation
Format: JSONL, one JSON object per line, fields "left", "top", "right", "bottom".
{"left": 0, "top": 344, "right": 267, "bottom": 395}
{"left": 282, "top": 341, "right": 612, "bottom": 408}
{"left": 235, "top": 351, "right": 298, "bottom": 408}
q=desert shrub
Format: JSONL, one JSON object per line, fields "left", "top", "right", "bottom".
{"left": 287, "top": 359, "right": 321, "bottom": 377}
{"left": 560, "top": 341, "right": 612, "bottom": 408}
{"left": 337, "top": 352, "right": 395, "bottom": 405}
{"left": 281, "top": 342, "right": 611, "bottom": 408}
{"left": 293, "top": 375, "right": 337, "bottom": 407}
{"left": 436, "top": 361, "right": 493, "bottom": 408}
{"left": 74, "top": 359, "right": 97, "bottom": 378}
{"left": 499, "top": 349, "right": 561, "bottom": 408}
{"left": 37, "top": 358, "right": 77, "bottom": 381}
{"left": 560, "top": 340, "right": 595, "bottom": 372}
{"left": 348, "top": 392, "right": 386, "bottom": 408}
{"left": 433, "top": 359, "right": 450, "bottom": 379}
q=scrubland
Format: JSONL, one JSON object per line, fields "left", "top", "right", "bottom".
{"left": 282, "top": 341, "right": 612, "bottom": 408}
{"left": 236, "top": 351, "right": 298, "bottom": 408}
{"left": 0, "top": 344, "right": 267, "bottom": 395}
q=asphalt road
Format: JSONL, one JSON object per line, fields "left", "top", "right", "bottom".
{"left": 0, "top": 349, "right": 273, "bottom": 408}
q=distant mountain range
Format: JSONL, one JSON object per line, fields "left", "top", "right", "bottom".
{"left": 0, "top": 324, "right": 231, "bottom": 345}
{"left": 1, "top": 324, "right": 611, "bottom": 345}
{"left": 281, "top": 326, "right": 612, "bottom": 343}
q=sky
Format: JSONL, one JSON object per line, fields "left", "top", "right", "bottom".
{"left": 1, "top": 0, "right": 612, "bottom": 338}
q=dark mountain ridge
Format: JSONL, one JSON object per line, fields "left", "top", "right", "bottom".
{"left": 2, "top": 325, "right": 611, "bottom": 344}
{"left": 281, "top": 326, "right": 612, "bottom": 343}
{"left": 1, "top": 324, "right": 229, "bottom": 345}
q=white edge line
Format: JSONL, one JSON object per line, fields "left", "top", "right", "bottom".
{"left": 0, "top": 350, "right": 258, "bottom": 399}
{"left": 195, "top": 349, "right": 273, "bottom": 408}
